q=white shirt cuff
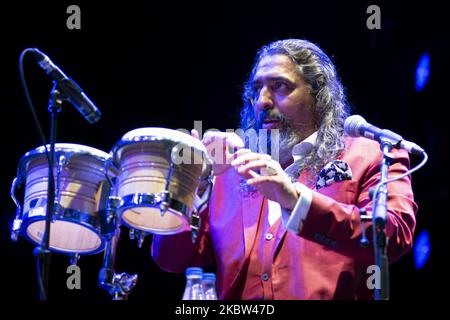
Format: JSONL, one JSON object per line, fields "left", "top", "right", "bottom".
{"left": 281, "top": 182, "right": 312, "bottom": 234}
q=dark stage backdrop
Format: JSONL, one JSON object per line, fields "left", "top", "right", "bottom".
{"left": 0, "top": 0, "right": 448, "bottom": 302}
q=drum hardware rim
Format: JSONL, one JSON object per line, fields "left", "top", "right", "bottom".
{"left": 111, "top": 137, "right": 213, "bottom": 174}
{"left": 21, "top": 206, "right": 106, "bottom": 255}
{"left": 120, "top": 127, "right": 208, "bottom": 150}
{"left": 123, "top": 219, "right": 189, "bottom": 235}
{"left": 117, "top": 193, "right": 191, "bottom": 234}
{"left": 18, "top": 143, "right": 112, "bottom": 178}
{"left": 112, "top": 128, "right": 209, "bottom": 161}
{"left": 111, "top": 136, "right": 178, "bottom": 166}
{"left": 117, "top": 192, "right": 190, "bottom": 215}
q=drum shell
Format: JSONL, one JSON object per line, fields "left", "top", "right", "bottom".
{"left": 23, "top": 155, "right": 112, "bottom": 216}
{"left": 18, "top": 145, "right": 117, "bottom": 255}
{"left": 115, "top": 142, "right": 205, "bottom": 210}
{"left": 111, "top": 129, "right": 212, "bottom": 234}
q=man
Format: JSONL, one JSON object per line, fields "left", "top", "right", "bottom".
{"left": 151, "top": 39, "right": 417, "bottom": 299}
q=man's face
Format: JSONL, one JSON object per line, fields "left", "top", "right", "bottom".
{"left": 251, "top": 54, "right": 316, "bottom": 138}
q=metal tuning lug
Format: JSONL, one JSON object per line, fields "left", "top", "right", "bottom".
{"left": 70, "top": 253, "right": 80, "bottom": 266}
{"left": 10, "top": 177, "right": 23, "bottom": 242}
{"left": 129, "top": 228, "right": 136, "bottom": 240}
{"left": 55, "top": 155, "right": 67, "bottom": 209}
{"left": 159, "top": 190, "right": 170, "bottom": 216}
{"left": 99, "top": 196, "right": 121, "bottom": 240}
{"left": 11, "top": 218, "right": 22, "bottom": 242}
{"left": 159, "top": 157, "right": 175, "bottom": 216}
{"left": 106, "top": 196, "right": 122, "bottom": 224}
{"left": 137, "top": 232, "right": 146, "bottom": 249}
{"left": 190, "top": 210, "right": 201, "bottom": 244}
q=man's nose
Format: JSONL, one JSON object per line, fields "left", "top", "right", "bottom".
{"left": 255, "top": 87, "right": 273, "bottom": 112}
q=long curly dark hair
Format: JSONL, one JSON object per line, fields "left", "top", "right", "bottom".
{"left": 240, "top": 39, "right": 350, "bottom": 179}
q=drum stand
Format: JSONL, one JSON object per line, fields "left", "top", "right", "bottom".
{"left": 98, "top": 196, "right": 138, "bottom": 300}
{"left": 32, "top": 83, "right": 63, "bottom": 300}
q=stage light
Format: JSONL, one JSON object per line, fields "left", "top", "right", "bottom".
{"left": 414, "top": 229, "right": 430, "bottom": 269}
{"left": 415, "top": 53, "right": 430, "bottom": 92}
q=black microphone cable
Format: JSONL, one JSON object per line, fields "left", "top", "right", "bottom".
{"left": 18, "top": 48, "right": 54, "bottom": 300}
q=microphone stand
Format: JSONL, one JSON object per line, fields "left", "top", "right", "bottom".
{"left": 372, "top": 139, "right": 393, "bottom": 300}
{"left": 34, "top": 82, "right": 63, "bottom": 300}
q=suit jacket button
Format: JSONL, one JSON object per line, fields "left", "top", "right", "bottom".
{"left": 265, "top": 233, "right": 274, "bottom": 241}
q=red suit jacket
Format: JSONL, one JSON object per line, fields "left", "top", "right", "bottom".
{"left": 151, "top": 137, "right": 417, "bottom": 299}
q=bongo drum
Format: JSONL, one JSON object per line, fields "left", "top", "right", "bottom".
{"left": 11, "top": 143, "right": 117, "bottom": 255}
{"left": 111, "top": 128, "right": 212, "bottom": 235}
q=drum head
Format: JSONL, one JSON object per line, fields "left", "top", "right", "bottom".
{"left": 111, "top": 127, "right": 212, "bottom": 174}
{"left": 19, "top": 143, "right": 112, "bottom": 177}
{"left": 25, "top": 219, "right": 104, "bottom": 254}
{"left": 121, "top": 207, "right": 190, "bottom": 235}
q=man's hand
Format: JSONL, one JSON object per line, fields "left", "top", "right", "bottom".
{"left": 191, "top": 129, "right": 246, "bottom": 176}
{"left": 231, "top": 151, "right": 299, "bottom": 210}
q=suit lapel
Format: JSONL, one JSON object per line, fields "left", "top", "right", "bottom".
{"left": 271, "top": 170, "right": 316, "bottom": 253}
{"left": 240, "top": 168, "right": 315, "bottom": 260}
{"left": 226, "top": 170, "right": 316, "bottom": 299}
{"left": 222, "top": 191, "right": 263, "bottom": 299}
{"left": 242, "top": 192, "right": 264, "bottom": 260}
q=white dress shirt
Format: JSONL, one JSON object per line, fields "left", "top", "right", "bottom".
{"left": 194, "top": 132, "right": 316, "bottom": 233}
{"left": 268, "top": 132, "right": 316, "bottom": 233}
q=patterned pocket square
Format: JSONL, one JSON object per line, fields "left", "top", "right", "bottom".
{"left": 316, "top": 160, "right": 352, "bottom": 190}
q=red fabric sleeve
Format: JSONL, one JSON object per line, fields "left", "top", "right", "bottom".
{"left": 299, "top": 148, "right": 417, "bottom": 264}
{"left": 151, "top": 205, "right": 214, "bottom": 273}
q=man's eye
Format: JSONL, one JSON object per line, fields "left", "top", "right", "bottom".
{"left": 252, "top": 84, "right": 262, "bottom": 92}
{"left": 273, "top": 81, "right": 289, "bottom": 90}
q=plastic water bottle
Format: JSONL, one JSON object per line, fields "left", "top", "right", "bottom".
{"left": 202, "top": 273, "right": 218, "bottom": 300}
{"left": 182, "top": 267, "right": 205, "bottom": 300}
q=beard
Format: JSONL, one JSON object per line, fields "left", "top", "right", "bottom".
{"left": 256, "top": 110, "right": 301, "bottom": 166}
{"left": 278, "top": 124, "right": 301, "bottom": 166}
{"left": 276, "top": 116, "right": 301, "bottom": 166}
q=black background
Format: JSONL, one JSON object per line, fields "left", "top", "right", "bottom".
{"left": 0, "top": 0, "right": 449, "bottom": 303}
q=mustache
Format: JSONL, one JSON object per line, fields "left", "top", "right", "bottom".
{"left": 255, "top": 110, "right": 289, "bottom": 130}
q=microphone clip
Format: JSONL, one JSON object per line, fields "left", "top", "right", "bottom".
{"left": 48, "top": 83, "right": 63, "bottom": 114}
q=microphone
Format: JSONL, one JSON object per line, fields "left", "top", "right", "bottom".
{"left": 344, "top": 115, "right": 424, "bottom": 155}
{"left": 31, "top": 48, "right": 102, "bottom": 124}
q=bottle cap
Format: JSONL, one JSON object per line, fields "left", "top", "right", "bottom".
{"left": 185, "top": 267, "right": 203, "bottom": 278}
{"left": 202, "top": 273, "right": 216, "bottom": 281}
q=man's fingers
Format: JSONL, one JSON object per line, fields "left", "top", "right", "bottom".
{"left": 231, "top": 152, "right": 271, "bottom": 166}
{"left": 225, "top": 133, "right": 245, "bottom": 149}
{"left": 231, "top": 148, "right": 251, "bottom": 159}
{"left": 203, "top": 131, "right": 244, "bottom": 148}
{"left": 247, "top": 175, "right": 273, "bottom": 186}
{"left": 237, "top": 168, "right": 260, "bottom": 180}
{"left": 191, "top": 129, "right": 200, "bottom": 140}
{"left": 236, "top": 159, "right": 269, "bottom": 174}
